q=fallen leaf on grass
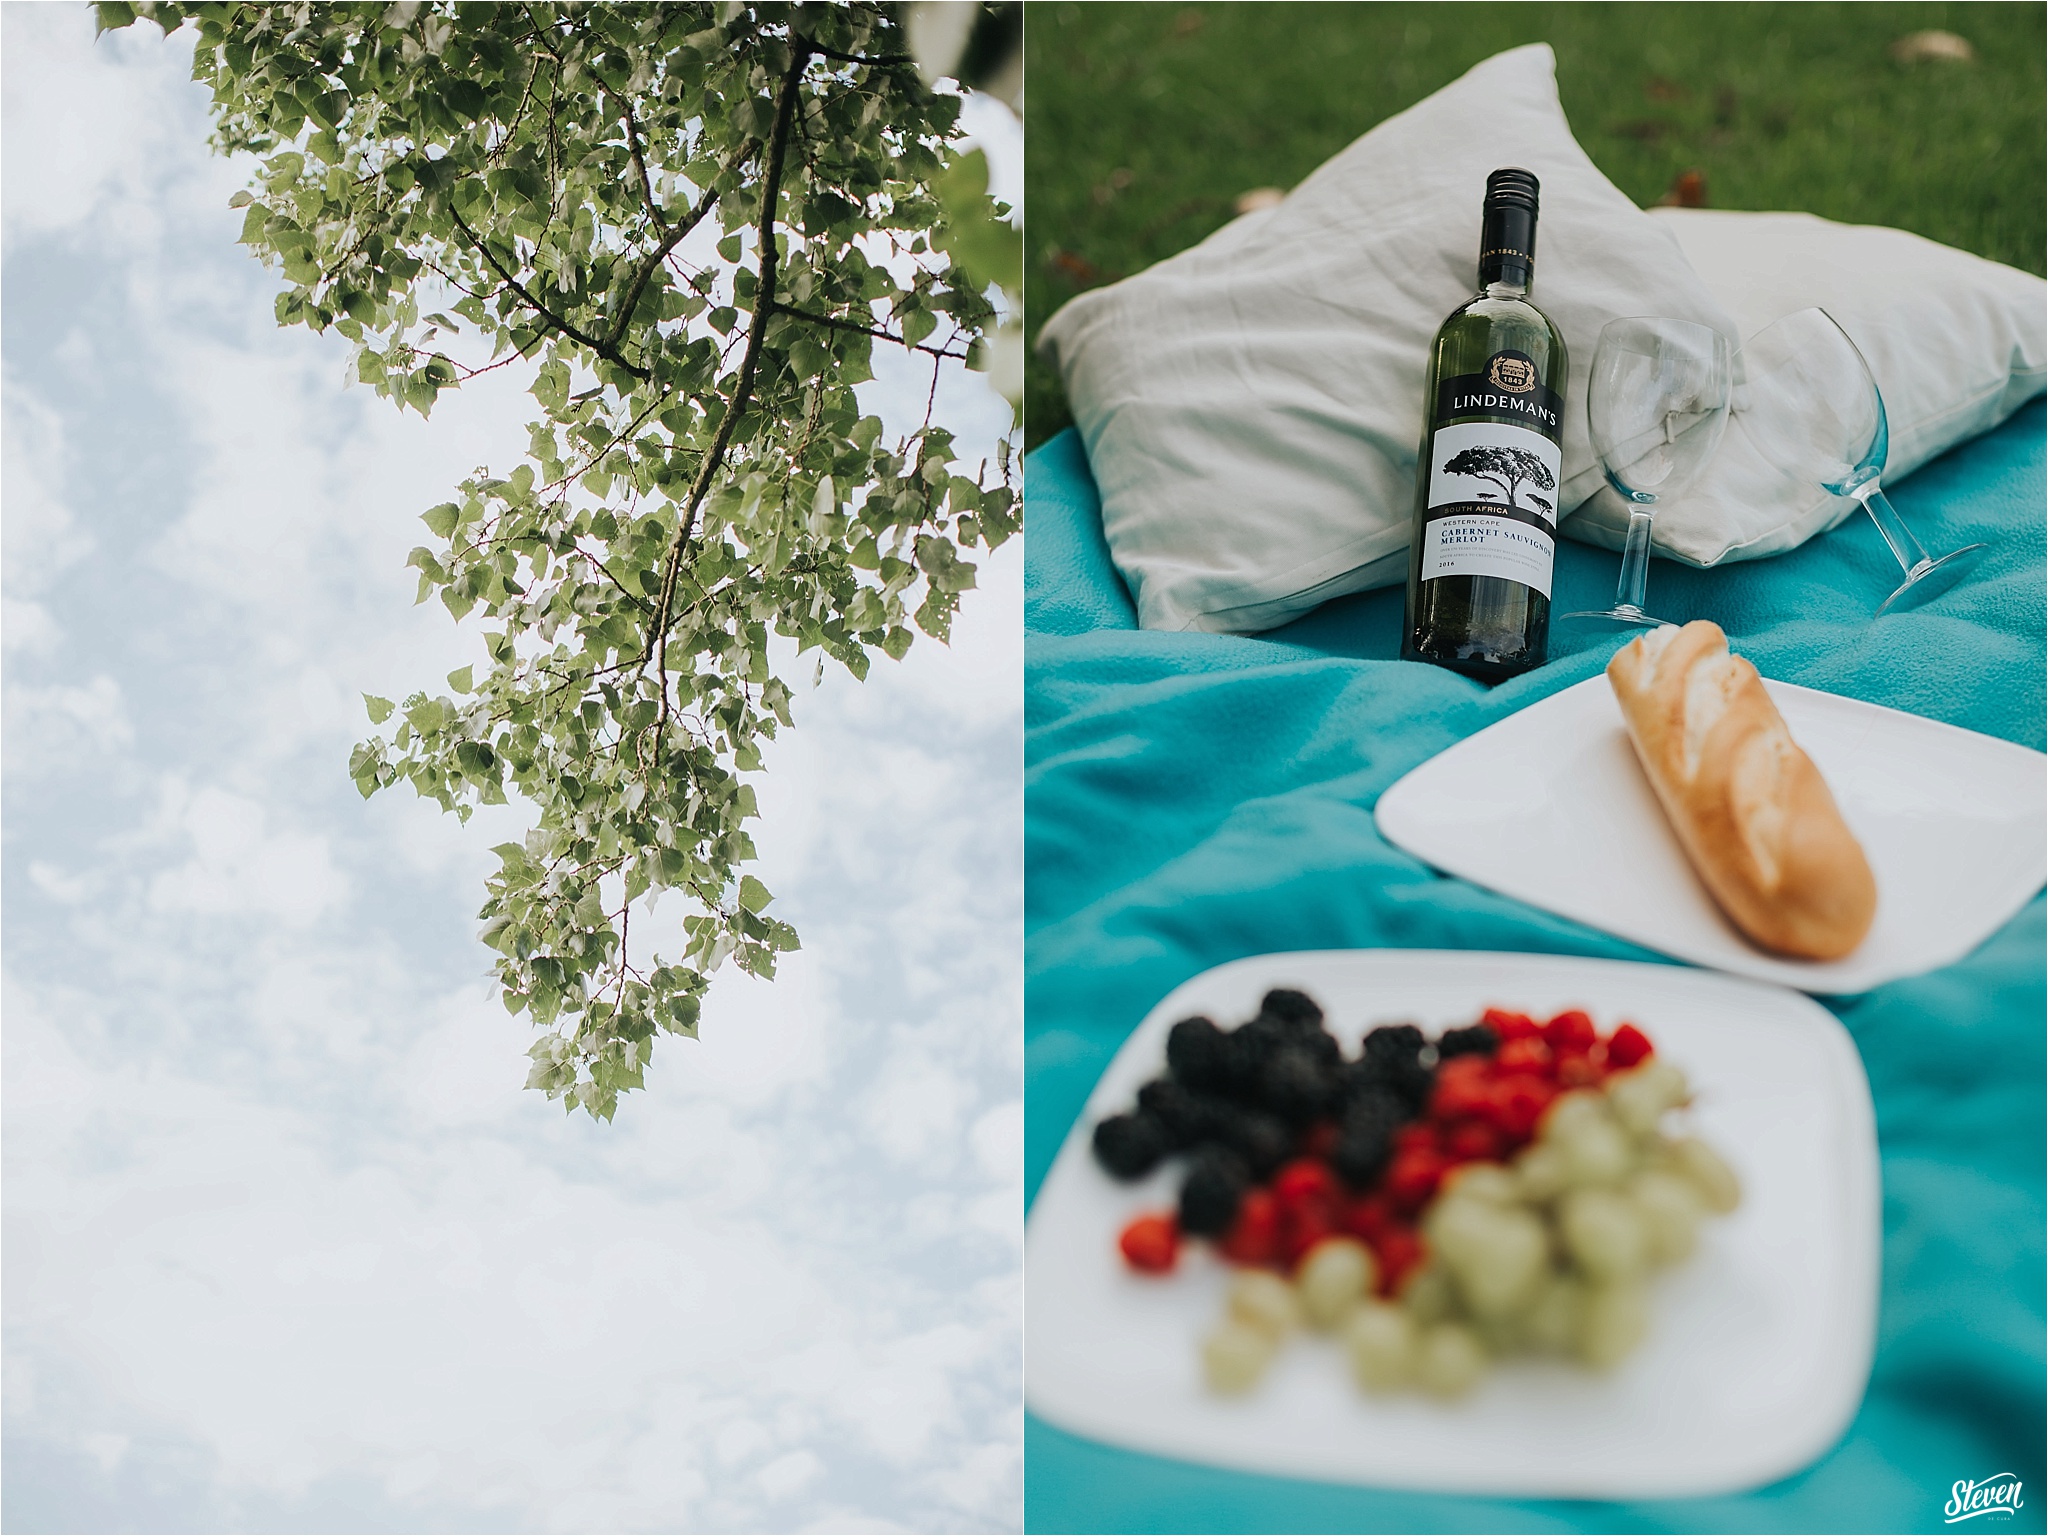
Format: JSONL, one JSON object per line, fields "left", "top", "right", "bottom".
{"left": 1045, "top": 247, "right": 1105, "bottom": 286}
{"left": 1653, "top": 170, "right": 1709, "bottom": 208}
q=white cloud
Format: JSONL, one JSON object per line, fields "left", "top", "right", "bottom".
{"left": 3, "top": 674, "right": 133, "bottom": 772}
{"left": 1, "top": 378, "right": 92, "bottom": 656}
{"left": 144, "top": 784, "right": 344, "bottom": 927}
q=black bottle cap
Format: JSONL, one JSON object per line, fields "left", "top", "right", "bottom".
{"left": 1479, "top": 167, "right": 1540, "bottom": 287}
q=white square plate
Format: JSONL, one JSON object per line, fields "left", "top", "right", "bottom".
{"left": 1024, "top": 950, "right": 1879, "bottom": 1499}
{"left": 1374, "top": 677, "right": 2046, "bottom": 994}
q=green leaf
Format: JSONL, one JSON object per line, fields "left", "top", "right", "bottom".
{"left": 363, "top": 694, "right": 395, "bottom": 724}
{"left": 737, "top": 875, "right": 772, "bottom": 913}
{"left": 447, "top": 665, "right": 474, "bottom": 693}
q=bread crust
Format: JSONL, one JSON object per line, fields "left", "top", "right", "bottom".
{"left": 1607, "top": 621, "right": 1877, "bottom": 960}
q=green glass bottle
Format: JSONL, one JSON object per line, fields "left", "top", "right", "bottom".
{"left": 1401, "top": 168, "right": 1569, "bottom": 683}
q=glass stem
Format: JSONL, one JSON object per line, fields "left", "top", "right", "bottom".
{"left": 1857, "top": 485, "right": 1932, "bottom": 576}
{"left": 1617, "top": 507, "right": 1655, "bottom": 612}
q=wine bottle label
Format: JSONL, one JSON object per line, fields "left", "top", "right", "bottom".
{"left": 1418, "top": 514, "right": 1556, "bottom": 597}
{"left": 1417, "top": 416, "right": 1563, "bottom": 596}
{"left": 1434, "top": 350, "right": 1565, "bottom": 437}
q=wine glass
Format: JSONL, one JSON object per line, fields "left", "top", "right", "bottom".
{"left": 1561, "top": 317, "right": 1733, "bottom": 627}
{"left": 1736, "top": 307, "right": 1985, "bottom": 614}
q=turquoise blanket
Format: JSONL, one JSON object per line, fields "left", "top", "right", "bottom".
{"left": 1024, "top": 402, "right": 2046, "bottom": 1533}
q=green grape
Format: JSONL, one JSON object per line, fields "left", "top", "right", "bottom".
{"left": 1297, "top": 1239, "right": 1377, "bottom": 1331}
{"left": 1542, "top": 1089, "right": 1608, "bottom": 1141}
{"left": 1666, "top": 1135, "right": 1743, "bottom": 1214}
{"left": 1512, "top": 1141, "right": 1570, "bottom": 1203}
{"left": 1607, "top": 1060, "right": 1691, "bottom": 1137}
{"left": 1428, "top": 1197, "right": 1550, "bottom": 1320}
{"left": 1343, "top": 1300, "right": 1418, "bottom": 1393}
{"left": 1415, "top": 1322, "right": 1490, "bottom": 1399}
{"left": 1442, "top": 1163, "right": 1522, "bottom": 1205}
{"left": 1520, "top": 1271, "right": 1588, "bottom": 1355}
{"left": 1631, "top": 1170, "right": 1705, "bottom": 1264}
{"left": 1227, "top": 1269, "right": 1301, "bottom": 1336}
{"left": 1203, "top": 1318, "right": 1279, "bottom": 1394}
{"left": 1399, "top": 1263, "right": 1459, "bottom": 1325}
{"left": 1576, "top": 1282, "right": 1650, "bottom": 1370}
{"left": 1556, "top": 1113, "right": 1635, "bottom": 1189}
{"left": 1558, "top": 1188, "right": 1650, "bottom": 1281}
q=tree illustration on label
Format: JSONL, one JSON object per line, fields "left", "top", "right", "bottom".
{"left": 1443, "top": 444, "right": 1556, "bottom": 512}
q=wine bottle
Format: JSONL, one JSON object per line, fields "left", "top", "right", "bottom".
{"left": 1400, "top": 168, "right": 1569, "bottom": 683}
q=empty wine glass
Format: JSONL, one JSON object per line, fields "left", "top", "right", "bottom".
{"left": 1562, "top": 316, "right": 1733, "bottom": 627}
{"left": 1737, "top": 307, "right": 1985, "bottom": 614}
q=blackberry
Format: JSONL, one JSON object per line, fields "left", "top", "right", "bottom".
{"left": 1436, "top": 1023, "right": 1500, "bottom": 1060}
{"left": 1260, "top": 1045, "right": 1340, "bottom": 1127}
{"left": 1136, "top": 1078, "right": 1215, "bottom": 1149}
{"left": 1258, "top": 988, "right": 1325, "bottom": 1031}
{"left": 1331, "top": 1088, "right": 1408, "bottom": 1189}
{"left": 1091, "top": 1111, "right": 1171, "bottom": 1181}
{"left": 1355, "top": 1024, "right": 1435, "bottom": 1113}
{"left": 1216, "top": 1020, "right": 1286, "bottom": 1101}
{"left": 1165, "top": 1015, "right": 1233, "bottom": 1092}
{"left": 1213, "top": 1106, "right": 1293, "bottom": 1179}
{"left": 1178, "top": 1147, "right": 1251, "bottom": 1237}
{"left": 1361, "top": 1023, "right": 1427, "bottom": 1064}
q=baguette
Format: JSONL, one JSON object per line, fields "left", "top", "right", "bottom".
{"left": 1606, "top": 621, "right": 1876, "bottom": 960}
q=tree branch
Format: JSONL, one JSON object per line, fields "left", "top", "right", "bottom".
{"left": 644, "top": 40, "right": 811, "bottom": 759}
{"left": 775, "top": 301, "right": 970, "bottom": 360}
{"left": 445, "top": 202, "right": 651, "bottom": 381}
{"left": 608, "top": 86, "right": 668, "bottom": 233}
{"left": 797, "top": 35, "right": 914, "bottom": 68}
{"left": 602, "top": 171, "right": 733, "bottom": 359}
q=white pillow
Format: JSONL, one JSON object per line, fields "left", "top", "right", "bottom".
{"left": 1037, "top": 43, "right": 1741, "bottom": 633}
{"left": 1562, "top": 208, "right": 2048, "bottom": 567}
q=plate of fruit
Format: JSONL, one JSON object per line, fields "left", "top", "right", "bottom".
{"left": 1023, "top": 950, "right": 1879, "bottom": 1498}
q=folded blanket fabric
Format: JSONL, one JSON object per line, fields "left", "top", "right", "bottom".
{"left": 1024, "top": 402, "right": 2045, "bottom": 1531}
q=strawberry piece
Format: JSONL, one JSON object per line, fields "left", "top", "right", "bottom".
{"left": 1442, "top": 1118, "right": 1506, "bottom": 1163}
{"left": 1495, "top": 1035, "right": 1554, "bottom": 1077}
{"left": 1430, "top": 1058, "right": 1494, "bottom": 1121}
{"left": 1385, "top": 1147, "right": 1448, "bottom": 1214}
{"left": 1486, "top": 1073, "right": 1557, "bottom": 1140}
{"left": 1273, "top": 1157, "right": 1342, "bottom": 1211}
{"left": 1554, "top": 1051, "right": 1601, "bottom": 1089}
{"left": 1371, "top": 1225, "right": 1426, "bottom": 1294}
{"left": 1344, "top": 1192, "right": 1396, "bottom": 1243}
{"left": 1219, "top": 1187, "right": 1280, "bottom": 1267}
{"left": 1393, "top": 1122, "right": 1440, "bottom": 1156}
{"left": 1481, "top": 1008, "right": 1541, "bottom": 1040}
{"left": 1545, "top": 1009, "right": 1599, "bottom": 1053}
{"left": 1280, "top": 1202, "right": 1339, "bottom": 1267}
{"left": 1118, "top": 1212, "right": 1180, "bottom": 1274}
{"left": 1606, "top": 1023, "right": 1654, "bottom": 1068}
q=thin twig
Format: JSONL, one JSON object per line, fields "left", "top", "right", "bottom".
{"left": 643, "top": 44, "right": 813, "bottom": 769}
{"left": 445, "top": 202, "right": 652, "bottom": 380}
{"left": 775, "top": 301, "right": 971, "bottom": 360}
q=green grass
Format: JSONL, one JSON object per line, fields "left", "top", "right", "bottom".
{"left": 1024, "top": 1, "right": 2047, "bottom": 449}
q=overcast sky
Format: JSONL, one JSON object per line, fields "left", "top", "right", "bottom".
{"left": 3, "top": 7, "right": 1022, "bottom": 1531}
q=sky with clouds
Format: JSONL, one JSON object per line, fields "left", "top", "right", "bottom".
{"left": 3, "top": 8, "right": 1023, "bottom": 1531}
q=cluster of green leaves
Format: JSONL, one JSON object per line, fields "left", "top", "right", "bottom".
{"left": 102, "top": 0, "right": 1018, "bottom": 1119}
